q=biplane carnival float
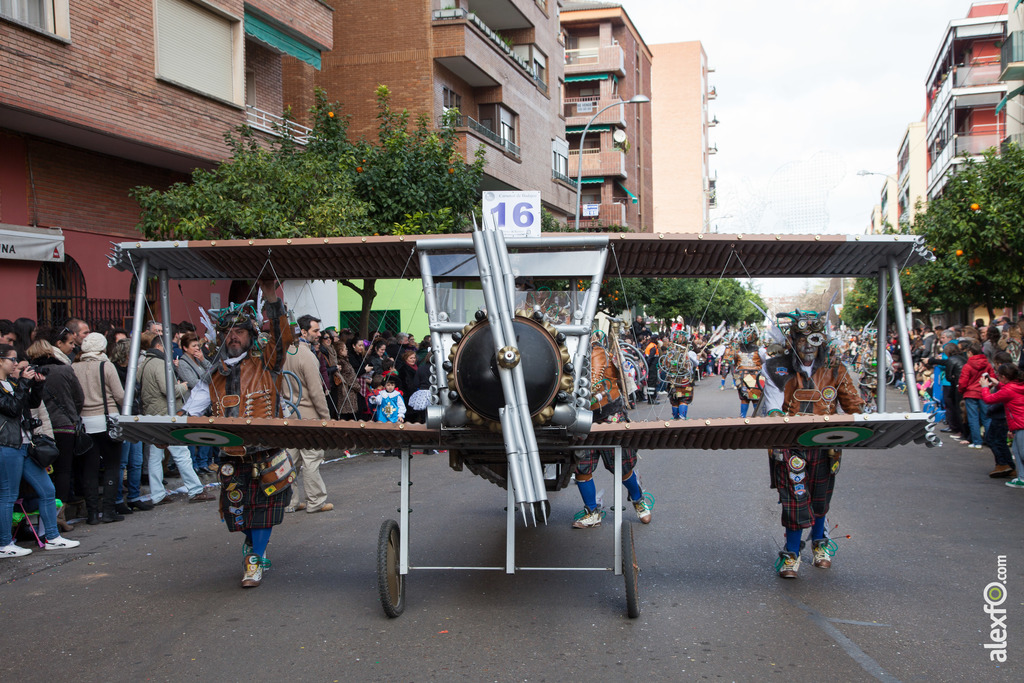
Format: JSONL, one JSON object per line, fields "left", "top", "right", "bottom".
{"left": 109, "top": 224, "right": 937, "bottom": 618}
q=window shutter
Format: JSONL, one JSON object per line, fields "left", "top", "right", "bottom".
{"left": 156, "top": 0, "right": 236, "bottom": 103}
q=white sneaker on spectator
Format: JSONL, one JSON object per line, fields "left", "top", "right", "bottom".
{"left": 44, "top": 536, "right": 80, "bottom": 550}
{"left": 0, "top": 543, "right": 32, "bottom": 558}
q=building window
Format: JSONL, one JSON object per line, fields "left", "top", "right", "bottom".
{"left": 154, "top": 0, "right": 242, "bottom": 105}
{"left": 245, "top": 69, "right": 256, "bottom": 107}
{"left": 1, "top": 0, "right": 68, "bottom": 38}
{"left": 479, "top": 103, "right": 518, "bottom": 150}
{"left": 443, "top": 86, "right": 462, "bottom": 113}
{"left": 36, "top": 255, "right": 85, "bottom": 327}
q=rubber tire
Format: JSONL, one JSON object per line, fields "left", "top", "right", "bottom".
{"left": 377, "top": 519, "right": 405, "bottom": 618}
{"left": 622, "top": 523, "right": 640, "bottom": 618}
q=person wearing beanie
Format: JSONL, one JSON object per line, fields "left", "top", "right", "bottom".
{"left": 72, "top": 331, "right": 127, "bottom": 525}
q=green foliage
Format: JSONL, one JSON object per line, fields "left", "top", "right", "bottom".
{"left": 131, "top": 118, "right": 370, "bottom": 240}
{"left": 351, "top": 87, "right": 486, "bottom": 235}
{"left": 886, "top": 143, "right": 1024, "bottom": 320}
{"left": 646, "top": 278, "right": 767, "bottom": 327}
{"left": 132, "top": 86, "right": 486, "bottom": 241}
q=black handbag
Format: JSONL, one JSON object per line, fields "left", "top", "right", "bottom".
{"left": 28, "top": 433, "right": 60, "bottom": 470}
{"left": 53, "top": 400, "right": 93, "bottom": 456}
{"left": 99, "top": 362, "right": 123, "bottom": 442}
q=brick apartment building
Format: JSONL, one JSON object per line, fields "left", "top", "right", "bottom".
{"left": 560, "top": 1, "right": 652, "bottom": 232}
{"left": 309, "top": 0, "right": 576, "bottom": 222}
{"left": 650, "top": 41, "right": 715, "bottom": 233}
{"left": 0, "top": 0, "right": 332, "bottom": 326}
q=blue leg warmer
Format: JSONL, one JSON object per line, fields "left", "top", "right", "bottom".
{"left": 576, "top": 478, "right": 598, "bottom": 510}
{"left": 622, "top": 471, "right": 643, "bottom": 502}
{"left": 785, "top": 528, "right": 803, "bottom": 554}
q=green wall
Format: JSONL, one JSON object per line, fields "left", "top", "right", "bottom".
{"left": 336, "top": 279, "right": 430, "bottom": 341}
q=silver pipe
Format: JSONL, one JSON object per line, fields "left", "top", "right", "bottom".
{"left": 876, "top": 268, "right": 888, "bottom": 413}
{"left": 485, "top": 229, "right": 542, "bottom": 504}
{"left": 888, "top": 256, "right": 921, "bottom": 412}
{"left": 418, "top": 250, "right": 450, "bottom": 408}
{"left": 121, "top": 257, "right": 149, "bottom": 416}
{"left": 158, "top": 269, "right": 176, "bottom": 415}
{"left": 472, "top": 230, "right": 535, "bottom": 505}
{"left": 492, "top": 230, "right": 548, "bottom": 504}
{"left": 571, "top": 247, "right": 610, "bottom": 385}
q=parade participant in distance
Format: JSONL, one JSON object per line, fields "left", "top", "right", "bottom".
{"left": 572, "top": 338, "right": 653, "bottom": 528}
{"left": 180, "top": 280, "right": 295, "bottom": 588}
{"left": 760, "top": 310, "right": 862, "bottom": 579}
{"left": 723, "top": 327, "right": 765, "bottom": 418}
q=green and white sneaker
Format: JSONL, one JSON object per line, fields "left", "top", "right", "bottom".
{"left": 776, "top": 550, "right": 801, "bottom": 579}
{"left": 241, "top": 554, "right": 263, "bottom": 588}
{"left": 572, "top": 506, "right": 605, "bottom": 529}
{"left": 1005, "top": 477, "right": 1024, "bottom": 489}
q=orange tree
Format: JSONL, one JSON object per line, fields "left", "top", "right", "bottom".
{"left": 132, "top": 86, "right": 486, "bottom": 338}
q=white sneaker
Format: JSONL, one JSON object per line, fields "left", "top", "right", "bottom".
{"left": 241, "top": 554, "right": 263, "bottom": 587}
{"left": 0, "top": 543, "right": 32, "bottom": 558}
{"left": 572, "top": 507, "right": 605, "bottom": 529}
{"left": 44, "top": 536, "right": 80, "bottom": 550}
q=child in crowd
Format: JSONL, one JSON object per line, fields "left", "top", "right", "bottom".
{"left": 980, "top": 357, "right": 1022, "bottom": 483}
{"left": 369, "top": 372, "right": 406, "bottom": 423}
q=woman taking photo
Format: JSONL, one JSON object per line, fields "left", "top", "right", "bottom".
{"left": 0, "top": 344, "right": 80, "bottom": 557}
{"left": 25, "top": 339, "right": 84, "bottom": 531}
{"left": 72, "top": 333, "right": 126, "bottom": 525}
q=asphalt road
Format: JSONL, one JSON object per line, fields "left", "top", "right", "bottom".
{"left": 1, "top": 377, "right": 1021, "bottom": 682}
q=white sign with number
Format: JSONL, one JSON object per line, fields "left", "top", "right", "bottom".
{"left": 482, "top": 190, "right": 541, "bottom": 238}
{"left": 582, "top": 203, "right": 600, "bottom": 218}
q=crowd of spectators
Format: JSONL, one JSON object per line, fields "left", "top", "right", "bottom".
{"left": 0, "top": 314, "right": 432, "bottom": 557}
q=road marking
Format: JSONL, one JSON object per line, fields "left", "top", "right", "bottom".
{"left": 828, "top": 618, "right": 892, "bottom": 628}
{"left": 784, "top": 595, "right": 901, "bottom": 683}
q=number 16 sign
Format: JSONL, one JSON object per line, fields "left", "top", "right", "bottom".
{"left": 482, "top": 191, "right": 541, "bottom": 238}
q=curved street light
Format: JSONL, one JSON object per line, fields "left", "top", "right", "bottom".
{"left": 574, "top": 94, "right": 651, "bottom": 231}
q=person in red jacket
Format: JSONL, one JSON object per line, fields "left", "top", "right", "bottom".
{"left": 958, "top": 340, "right": 993, "bottom": 449}
{"left": 981, "top": 363, "right": 1024, "bottom": 489}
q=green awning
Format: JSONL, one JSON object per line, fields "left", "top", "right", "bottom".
{"left": 996, "top": 84, "right": 1024, "bottom": 114}
{"left": 566, "top": 125, "right": 612, "bottom": 133}
{"left": 245, "top": 12, "right": 322, "bottom": 69}
{"left": 1017, "top": 0, "right": 1023, "bottom": 10}
{"left": 565, "top": 74, "right": 610, "bottom": 83}
{"left": 617, "top": 181, "right": 637, "bottom": 204}
{"left": 580, "top": 177, "right": 605, "bottom": 184}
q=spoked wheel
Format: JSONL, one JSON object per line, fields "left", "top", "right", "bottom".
{"left": 621, "top": 523, "right": 640, "bottom": 618}
{"left": 377, "top": 519, "right": 405, "bottom": 618}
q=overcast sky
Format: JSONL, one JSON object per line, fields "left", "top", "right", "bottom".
{"left": 622, "top": 0, "right": 984, "bottom": 292}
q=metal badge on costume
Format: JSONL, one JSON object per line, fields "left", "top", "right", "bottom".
{"left": 259, "top": 451, "right": 296, "bottom": 496}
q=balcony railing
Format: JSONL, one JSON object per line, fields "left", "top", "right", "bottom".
{"left": 953, "top": 62, "right": 1002, "bottom": 88}
{"left": 449, "top": 114, "right": 521, "bottom": 157}
{"left": 564, "top": 96, "right": 626, "bottom": 127}
{"left": 568, "top": 148, "right": 627, "bottom": 177}
{"left": 246, "top": 106, "right": 312, "bottom": 144}
{"left": 576, "top": 202, "right": 627, "bottom": 228}
{"left": 564, "top": 43, "right": 625, "bottom": 77}
{"left": 954, "top": 132, "right": 1000, "bottom": 156}
{"left": 928, "top": 71, "right": 955, "bottom": 130}
{"left": 432, "top": 9, "right": 535, "bottom": 79}
{"left": 552, "top": 169, "right": 577, "bottom": 187}
{"left": 1001, "top": 30, "right": 1024, "bottom": 80}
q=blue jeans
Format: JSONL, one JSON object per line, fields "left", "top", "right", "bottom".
{"left": 964, "top": 398, "right": 991, "bottom": 446}
{"left": 118, "top": 440, "right": 144, "bottom": 503}
{"left": 189, "top": 445, "right": 214, "bottom": 469}
{"left": 1, "top": 443, "right": 58, "bottom": 545}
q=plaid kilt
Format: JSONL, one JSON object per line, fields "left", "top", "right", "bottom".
{"left": 669, "top": 384, "right": 694, "bottom": 406}
{"left": 576, "top": 447, "right": 638, "bottom": 476}
{"left": 770, "top": 447, "right": 839, "bottom": 530}
{"left": 576, "top": 397, "right": 639, "bottom": 475}
{"left": 218, "top": 453, "right": 293, "bottom": 533}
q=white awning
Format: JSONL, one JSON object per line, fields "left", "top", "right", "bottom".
{"left": 0, "top": 224, "right": 64, "bottom": 262}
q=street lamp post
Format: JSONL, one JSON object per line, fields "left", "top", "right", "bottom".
{"left": 574, "top": 94, "right": 651, "bottom": 231}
